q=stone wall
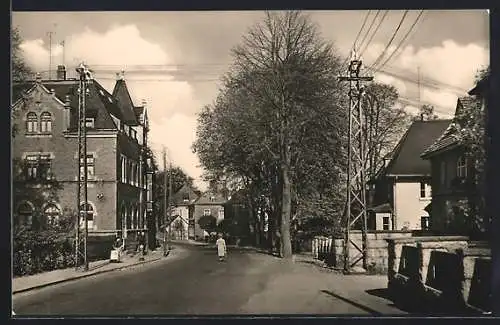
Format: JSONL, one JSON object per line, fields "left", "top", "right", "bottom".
{"left": 386, "top": 236, "right": 491, "bottom": 313}
{"left": 312, "top": 231, "right": 413, "bottom": 273}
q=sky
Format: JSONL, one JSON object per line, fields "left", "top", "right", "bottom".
{"left": 12, "top": 10, "right": 490, "bottom": 190}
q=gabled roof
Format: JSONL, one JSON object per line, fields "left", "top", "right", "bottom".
{"left": 13, "top": 79, "right": 123, "bottom": 130}
{"left": 193, "top": 191, "right": 227, "bottom": 205}
{"left": 421, "top": 97, "right": 478, "bottom": 158}
{"left": 383, "top": 119, "right": 451, "bottom": 176}
{"left": 112, "top": 79, "right": 139, "bottom": 126}
{"left": 368, "top": 203, "right": 392, "bottom": 213}
{"left": 172, "top": 183, "right": 199, "bottom": 205}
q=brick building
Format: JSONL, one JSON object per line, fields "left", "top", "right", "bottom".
{"left": 191, "top": 192, "right": 226, "bottom": 240}
{"left": 12, "top": 66, "right": 154, "bottom": 242}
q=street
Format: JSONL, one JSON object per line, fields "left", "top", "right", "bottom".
{"left": 13, "top": 243, "right": 407, "bottom": 316}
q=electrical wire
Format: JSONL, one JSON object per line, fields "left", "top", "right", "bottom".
{"left": 374, "top": 10, "right": 425, "bottom": 72}
{"left": 366, "top": 10, "right": 409, "bottom": 74}
{"left": 356, "top": 10, "right": 381, "bottom": 55}
{"left": 340, "top": 10, "right": 373, "bottom": 70}
{"left": 358, "top": 10, "right": 389, "bottom": 59}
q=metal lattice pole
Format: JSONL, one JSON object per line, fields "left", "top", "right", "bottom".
{"left": 75, "top": 63, "right": 92, "bottom": 272}
{"left": 339, "top": 53, "right": 373, "bottom": 274}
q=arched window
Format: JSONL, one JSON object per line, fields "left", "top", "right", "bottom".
{"left": 79, "top": 202, "right": 95, "bottom": 229}
{"left": 43, "top": 203, "right": 60, "bottom": 228}
{"left": 26, "top": 112, "right": 38, "bottom": 133}
{"left": 40, "top": 112, "right": 52, "bottom": 133}
{"left": 17, "top": 201, "right": 34, "bottom": 228}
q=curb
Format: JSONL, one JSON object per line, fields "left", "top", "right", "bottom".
{"left": 13, "top": 255, "right": 164, "bottom": 295}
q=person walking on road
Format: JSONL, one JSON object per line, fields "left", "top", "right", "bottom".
{"left": 216, "top": 233, "right": 227, "bottom": 262}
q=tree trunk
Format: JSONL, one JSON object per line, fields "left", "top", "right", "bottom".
{"left": 280, "top": 161, "right": 293, "bottom": 259}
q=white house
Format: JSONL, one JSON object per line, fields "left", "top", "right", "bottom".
{"left": 369, "top": 119, "right": 451, "bottom": 231}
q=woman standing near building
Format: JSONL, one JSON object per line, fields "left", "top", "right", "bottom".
{"left": 216, "top": 233, "right": 227, "bottom": 262}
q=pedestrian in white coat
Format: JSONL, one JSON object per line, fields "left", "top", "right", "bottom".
{"left": 216, "top": 233, "right": 227, "bottom": 262}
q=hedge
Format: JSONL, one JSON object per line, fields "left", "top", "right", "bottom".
{"left": 13, "top": 229, "right": 115, "bottom": 277}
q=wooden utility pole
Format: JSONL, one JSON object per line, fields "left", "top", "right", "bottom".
{"left": 339, "top": 51, "right": 373, "bottom": 274}
{"left": 162, "top": 148, "right": 168, "bottom": 256}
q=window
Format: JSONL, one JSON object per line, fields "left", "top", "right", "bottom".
{"left": 440, "top": 161, "right": 446, "bottom": 185}
{"left": 25, "top": 154, "right": 52, "bottom": 180}
{"left": 43, "top": 204, "right": 60, "bottom": 227}
{"left": 203, "top": 209, "right": 211, "bottom": 216}
{"left": 17, "top": 201, "right": 34, "bottom": 228}
{"left": 218, "top": 208, "right": 224, "bottom": 220}
{"left": 80, "top": 154, "right": 95, "bottom": 180}
{"left": 457, "top": 155, "right": 467, "bottom": 178}
{"left": 182, "top": 194, "right": 190, "bottom": 203}
{"left": 121, "top": 155, "right": 127, "bottom": 183}
{"left": 79, "top": 202, "right": 94, "bottom": 228}
{"left": 26, "top": 112, "right": 38, "bottom": 133}
{"left": 40, "top": 112, "right": 52, "bottom": 133}
{"left": 85, "top": 118, "right": 95, "bottom": 129}
{"left": 421, "top": 216, "right": 430, "bottom": 230}
{"left": 420, "top": 182, "right": 431, "bottom": 198}
{"left": 382, "top": 216, "right": 390, "bottom": 230}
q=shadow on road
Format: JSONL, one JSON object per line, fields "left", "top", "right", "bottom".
{"left": 320, "top": 290, "right": 383, "bottom": 316}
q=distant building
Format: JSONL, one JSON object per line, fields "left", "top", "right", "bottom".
{"left": 12, "top": 67, "right": 154, "bottom": 243}
{"left": 192, "top": 191, "right": 227, "bottom": 240}
{"left": 369, "top": 120, "right": 451, "bottom": 231}
{"left": 421, "top": 88, "right": 486, "bottom": 235}
{"left": 170, "top": 183, "right": 199, "bottom": 240}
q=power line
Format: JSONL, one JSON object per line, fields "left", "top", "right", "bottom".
{"left": 366, "top": 10, "right": 409, "bottom": 74}
{"left": 340, "top": 10, "right": 373, "bottom": 70}
{"left": 357, "top": 10, "right": 382, "bottom": 57}
{"left": 354, "top": 10, "right": 372, "bottom": 51}
{"left": 374, "top": 10, "right": 425, "bottom": 72}
{"left": 358, "top": 10, "right": 389, "bottom": 59}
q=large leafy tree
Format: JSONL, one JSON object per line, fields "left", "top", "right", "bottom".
{"left": 194, "top": 11, "right": 347, "bottom": 258}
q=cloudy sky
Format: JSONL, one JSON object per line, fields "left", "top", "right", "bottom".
{"left": 12, "top": 10, "right": 489, "bottom": 190}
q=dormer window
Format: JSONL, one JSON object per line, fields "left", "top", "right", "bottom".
{"left": 85, "top": 118, "right": 95, "bottom": 129}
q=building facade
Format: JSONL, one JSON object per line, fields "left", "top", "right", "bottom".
{"left": 12, "top": 66, "right": 154, "bottom": 241}
{"left": 421, "top": 95, "right": 484, "bottom": 235}
{"left": 369, "top": 120, "right": 451, "bottom": 231}
{"left": 191, "top": 192, "right": 226, "bottom": 240}
{"left": 170, "top": 183, "right": 199, "bottom": 240}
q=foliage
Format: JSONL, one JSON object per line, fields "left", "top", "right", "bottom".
{"left": 193, "top": 11, "right": 347, "bottom": 258}
{"left": 197, "top": 214, "right": 218, "bottom": 234}
{"left": 450, "top": 66, "right": 489, "bottom": 235}
{"left": 12, "top": 27, "right": 33, "bottom": 83}
{"left": 362, "top": 82, "right": 409, "bottom": 179}
{"left": 13, "top": 229, "right": 75, "bottom": 276}
{"left": 153, "top": 165, "right": 198, "bottom": 228}
{"left": 413, "top": 104, "right": 439, "bottom": 121}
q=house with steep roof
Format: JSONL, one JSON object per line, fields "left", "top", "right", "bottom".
{"left": 369, "top": 119, "right": 451, "bottom": 231}
{"left": 12, "top": 66, "right": 154, "bottom": 248}
{"left": 421, "top": 92, "right": 485, "bottom": 235}
{"left": 169, "top": 183, "right": 199, "bottom": 240}
{"left": 192, "top": 191, "right": 227, "bottom": 240}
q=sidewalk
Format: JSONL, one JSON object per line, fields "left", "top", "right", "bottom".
{"left": 239, "top": 252, "right": 406, "bottom": 315}
{"left": 13, "top": 249, "right": 167, "bottom": 294}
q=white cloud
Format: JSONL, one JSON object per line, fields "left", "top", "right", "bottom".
{"left": 363, "top": 40, "right": 488, "bottom": 117}
{"left": 20, "top": 24, "right": 207, "bottom": 190}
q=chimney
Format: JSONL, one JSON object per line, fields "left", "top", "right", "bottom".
{"left": 57, "top": 65, "right": 67, "bottom": 80}
{"left": 35, "top": 72, "right": 42, "bottom": 83}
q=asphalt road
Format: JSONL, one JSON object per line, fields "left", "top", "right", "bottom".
{"left": 13, "top": 244, "right": 405, "bottom": 316}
